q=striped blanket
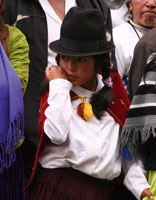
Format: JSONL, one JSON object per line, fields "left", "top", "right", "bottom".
{"left": 120, "top": 54, "right": 156, "bottom": 161}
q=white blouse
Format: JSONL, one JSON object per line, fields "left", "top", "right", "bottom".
{"left": 39, "top": 75, "right": 150, "bottom": 200}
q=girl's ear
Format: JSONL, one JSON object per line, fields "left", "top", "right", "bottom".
{"left": 128, "top": 2, "right": 133, "bottom": 17}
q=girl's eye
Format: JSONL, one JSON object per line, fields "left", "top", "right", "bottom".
{"left": 61, "top": 55, "right": 68, "bottom": 61}
{"left": 78, "top": 58, "right": 86, "bottom": 62}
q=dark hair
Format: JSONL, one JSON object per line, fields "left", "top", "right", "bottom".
{"left": 126, "top": 0, "right": 133, "bottom": 20}
{"left": 0, "top": 0, "right": 9, "bottom": 56}
{"left": 90, "top": 53, "right": 113, "bottom": 119}
{"left": 126, "top": 0, "right": 131, "bottom": 8}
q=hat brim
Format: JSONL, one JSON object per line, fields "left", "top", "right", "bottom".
{"left": 49, "top": 40, "right": 115, "bottom": 57}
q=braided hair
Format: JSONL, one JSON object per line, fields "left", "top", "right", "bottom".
{"left": 90, "top": 53, "right": 113, "bottom": 119}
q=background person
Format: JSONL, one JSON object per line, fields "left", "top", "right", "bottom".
{"left": 129, "top": 27, "right": 156, "bottom": 100}
{"left": 113, "top": 0, "right": 156, "bottom": 88}
{"left": 121, "top": 26, "right": 156, "bottom": 200}
{"left": 121, "top": 51, "right": 156, "bottom": 200}
{"left": 0, "top": 0, "right": 29, "bottom": 199}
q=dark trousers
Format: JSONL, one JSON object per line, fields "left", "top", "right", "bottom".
{"left": 21, "top": 138, "right": 37, "bottom": 184}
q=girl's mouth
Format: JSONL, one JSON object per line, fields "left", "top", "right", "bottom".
{"left": 67, "top": 74, "right": 77, "bottom": 80}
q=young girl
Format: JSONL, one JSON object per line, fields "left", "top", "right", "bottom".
{"left": 25, "top": 7, "right": 152, "bottom": 200}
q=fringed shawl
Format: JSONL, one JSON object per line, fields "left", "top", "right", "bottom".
{"left": 0, "top": 42, "right": 24, "bottom": 173}
{"left": 121, "top": 54, "right": 156, "bottom": 161}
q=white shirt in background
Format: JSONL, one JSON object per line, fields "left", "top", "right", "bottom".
{"left": 111, "top": 2, "right": 129, "bottom": 28}
{"left": 39, "top": 0, "right": 76, "bottom": 66}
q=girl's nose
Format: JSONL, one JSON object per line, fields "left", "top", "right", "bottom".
{"left": 67, "top": 61, "right": 77, "bottom": 72}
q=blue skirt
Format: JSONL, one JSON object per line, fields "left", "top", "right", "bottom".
{"left": 0, "top": 148, "right": 25, "bottom": 200}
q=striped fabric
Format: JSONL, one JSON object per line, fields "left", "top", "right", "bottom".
{"left": 120, "top": 57, "right": 156, "bottom": 160}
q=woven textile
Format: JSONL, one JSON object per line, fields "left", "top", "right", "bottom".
{"left": 121, "top": 57, "right": 156, "bottom": 161}
{"left": 0, "top": 42, "right": 24, "bottom": 173}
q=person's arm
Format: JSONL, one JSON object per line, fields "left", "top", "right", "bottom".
{"left": 123, "top": 159, "right": 153, "bottom": 200}
{"left": 8, "top": 25, "right": 29, "bottom": 95}
{"left": 44, "top": 78, "right": 72, "bottom": 144}
{"left": 43, "top": 66, "right": 72, "bottom": 144}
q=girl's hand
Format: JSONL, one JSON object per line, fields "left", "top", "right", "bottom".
{"left": 45, "top": 66, "right": 68, "bottom": 81}
{"left": 141, "top": 188, "right": 154, "bottom": 200}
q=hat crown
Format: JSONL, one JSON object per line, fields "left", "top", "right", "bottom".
{"left": 61, "top": 7, "right": 107, "bottom": 42}
{"left": 49, "top": 7, "right": 114, "bottom": 56}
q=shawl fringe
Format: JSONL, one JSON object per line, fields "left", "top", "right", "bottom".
{"left": 121, "top": 125, "right": 156, "bottom": 145}
{"left": 0, "top": 115, "right": 24, "bottom": 174}
{"left": 121, "top": 125, "right": 156, "bottom": 160}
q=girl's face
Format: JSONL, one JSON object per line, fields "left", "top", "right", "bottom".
{"left": 59, "top": 55, "right": 98, "bottom": 91}
{"left": 129, "top": 0, "right": 156, "bottom": 28}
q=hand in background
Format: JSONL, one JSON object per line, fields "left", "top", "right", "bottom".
{"left": 141, "top": 188, "right": 154, "bottom": 200}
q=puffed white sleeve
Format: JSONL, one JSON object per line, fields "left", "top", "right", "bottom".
{"left": 44, "top": 79, "right": 72, "bottom": 145}
{"left": 123, "top": 159, "right": 150, "bottom": 200}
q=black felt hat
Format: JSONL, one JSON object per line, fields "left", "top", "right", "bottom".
{"left": 49, "top": 7, "right": 115, "bottom": 56}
